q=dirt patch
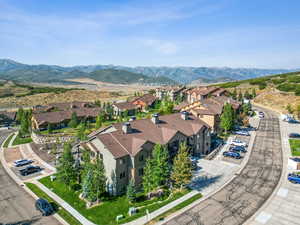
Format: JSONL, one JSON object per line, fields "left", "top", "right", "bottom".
{"left": 4, "top": 147, "right": 22, "bottom": 163}
{"left": 0, "top": 89, "right": 129, "bottom": 109}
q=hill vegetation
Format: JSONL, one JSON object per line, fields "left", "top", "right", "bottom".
{"left": 217, "top": 71, "right": 300, "bottom": 95}
{"left": 0, "top": 59, "right": 176, "bottom": 85}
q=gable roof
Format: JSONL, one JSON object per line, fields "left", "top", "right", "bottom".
{"left": 113, "top": 102, "right": 140, "bottom": 111}
{"left": 89, "top": 113, "right": 209, "bottom": 158}
{"left": 132, "top": 94, "right": 157, "bottom": 106}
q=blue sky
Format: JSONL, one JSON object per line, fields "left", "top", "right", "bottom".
{"left": 1, "top": 0, "right": 300, "bottom": 68}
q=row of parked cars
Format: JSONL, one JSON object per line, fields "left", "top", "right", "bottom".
{"left": 223, "top": 139, "right": 248, "bottom": 159}
{"left": 14, "top": 159, "right": 42, "bottom": 176}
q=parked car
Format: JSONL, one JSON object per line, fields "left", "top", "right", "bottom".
{"left": 288, "top": 119, "right": 300, "bottom": 124}
{"left": 35, "top": 198, "right": 54, "bottom": 216}
{"left": 234, "top": 130, "right": 250, "bottom": 136}
{"left": 14, "top": 159, "right": 33, "bottom": 167}
{"left": 230, "top": 146, "right": 247, "bottom": 153}
{"left": 288, "top": 173, "right": 300, "bottom": 184}
{"left": 223, "top": 151, "right": 241, "bottom": 159}
{"left": 289, "top": 133, "right": 300, "bottom": 138}
{"left": 231, "top": 139, "right": 247, "bottom": 147}
{"left": 19, "top": 165, "right": 41, "bottom": 176}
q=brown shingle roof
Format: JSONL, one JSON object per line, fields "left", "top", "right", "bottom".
{"left": 33, "top": 107, "right": 102, "bottom": 126}
{"left": 132, "top": 94, "right": 157, "bottom": 106}
{"left": 91, "top": 113, "right": 209, "bottom": 158}
{"left": 0, "top": 111, "right": 16, "bottom": 120}
{"left": 113, "top": 102, "right": 140, "bottom": 111}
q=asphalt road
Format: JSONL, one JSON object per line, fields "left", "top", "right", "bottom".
{"left": 0, "top": 130, "right": 60, "bottom": 225}
{"left": 164, "top": 108, "right": 283, "bottom": 225}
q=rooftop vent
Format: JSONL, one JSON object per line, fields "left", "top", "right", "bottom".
{"left": 122, "top": 122, "right": 132, "bottom": 134}
{"left": 151, "top": 114, "right": 159, "bottom": 124}
{"left": 181, "top": 111, "right": 189, "bottom": 120}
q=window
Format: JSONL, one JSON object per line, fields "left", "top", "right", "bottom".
{"left": 139, "top": 155, "right": 144, "bottom": 162}
{"left": 138, "top": 168, "right": 144, "bottom": 176}
{"left": 120, "top": 159, "right": 125, "bottom": 165}
{"left": 119, "top": 171, "right": 126, "bottom": 179}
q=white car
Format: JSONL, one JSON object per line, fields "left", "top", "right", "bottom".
{"left": 231, "top": 139, "right": 247, "bottom": 147}
{"left": 234, "top": 130, "right": 250, "bottom": 136}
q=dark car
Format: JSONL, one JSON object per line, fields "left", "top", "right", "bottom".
{"left": 14, "top": 159, "right": 33, "bottom": 167}
{"left": 288, "top": 173, "right": 300, "bottom": 184}
{"left": 289, "top": 133, "right": 300, "bottom": 138}
{"left": 35, "top": 198, "right": 54, "bottom": 216}
{"left": 230, "top": 146, "right": 247, "bottom": 153}
{"left": 223, "top": 151, "right": 241, "bottom": 159}
{"left": 19, "top": 165, "right": 41, "bottom": 176}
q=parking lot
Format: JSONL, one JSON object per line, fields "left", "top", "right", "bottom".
{"left": 3, "top": 145, "right": 53, "bottom": 181}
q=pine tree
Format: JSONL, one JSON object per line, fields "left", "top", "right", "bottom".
{"left": 238, "top": 92, "right": 243, "bottom": 102}
{"left": 126, "top": 179, "right": 136, "bottom": 203}
{"left": 244, "top": 90, "right": 250, "bottom": 99}
{"left": 143, "top": 158, "right": 155, "bottom": 194}
{"left": 20, "top": 111, "right": 30, "bottom": 137}
{"left": 16, "top": 107, "right": 24, "bottom": 124}
{"left": 171, "top": 142, "right": 192, "bottom": 190}
{"left": 93, "top": 156, "right": 106, "bottom": 202}
{"left": 232, "top": 88, "right": 237, "bottom": 100}
{"left": 220, "top": 103, "right": 235, "bottom": 134}
{"left": 252, "top": 88, "right": 257, "bottom": 98}
{"left": 82, "top": 169, "right": 96, "bottom": 202}
{"left": 286, "top": 104, "right": 294, "bottom": 114}
{"left": 68, "top": 112, "right": 78, "bottom": 128}
{"left": 77, "top": 122, "right": 87, "bottom": 141}
{"left": 152, "top": 144, "right": 170, "bottom": 188}
{"left": 56, "top": 143, "right": 76, "bottom": 188}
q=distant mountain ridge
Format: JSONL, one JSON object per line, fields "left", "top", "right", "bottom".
{"left": 0, "top": 59, "right": 298, "bottom": 85}
{"left": 0, "top": 59, "right": 176, "bottom": 85}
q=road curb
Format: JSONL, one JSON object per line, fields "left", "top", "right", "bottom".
{"left": 155, "top": 119, "right": 259, "bottom": 225}
{"left": 244, "top": 104, "right": 287, "bottom": 225}
{"left": 0, "top": 146, "right": 69, "bottom": 225}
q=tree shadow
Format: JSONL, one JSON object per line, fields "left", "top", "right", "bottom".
{"left": 188, "top": 175, "right": 222, "bottom": 191}
{"left": 3, "top": 216, "right": 41, "bottom": 225}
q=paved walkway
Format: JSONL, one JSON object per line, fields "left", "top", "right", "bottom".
{"left": 245, "top": 114, "right": 300, "bottom": 225}
{"left": 33, "top": 180, "right": 95, "bottom": 225}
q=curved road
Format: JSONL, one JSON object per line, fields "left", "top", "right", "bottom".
{"left": 0, "top": 130, "right": 60, "bottom": 225}
{"left": 165, "top": 108, "right": 283, "bottom": 225}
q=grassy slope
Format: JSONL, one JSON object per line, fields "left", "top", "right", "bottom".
{"left": 25, "top": 182, "right": 81, "bottom": 225}
{"left": 3, "top": 133, "right": 14, "bottom": 148}
{"left": 12, "top": 134, "right": 32, "bottom": 146}
{"left": 289, "top": 139, "right": 300, "bottom": 156}
{"left": 40, "top": 176, "right": 191, "bottom": 225}
{"left": 216, "top": 71, "right": 300, "bottom": 114}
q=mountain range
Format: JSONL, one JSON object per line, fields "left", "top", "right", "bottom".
{"left": 0, "top": 59, "right": 298, "bottom": 85}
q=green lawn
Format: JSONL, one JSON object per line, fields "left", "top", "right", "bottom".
{"left": 39, "top": 176, "right": 191, "bottom": 225}
{"left": 3, "top": 133, "right": 14, "bottom": 148}
{"left": 148, "top": 193, "right": 202, "bottom": 224}
{"left": 12, "top": 134, "right": 32, "bottom": 146}
{"left": 289, "top": 139, "right": 300, "bottom": 156}
{"left": 25, "top": 182, "right": 81, "bottom": 225}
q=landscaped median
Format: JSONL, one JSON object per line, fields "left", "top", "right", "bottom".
{"left": 289, "top": 139, "right": 300, "bottom": 156}
{"left": 12, "top": 134, "right": 32, "bottom": 146}
{"left": 3, "top": 133, "right": 14, "bottom": 148}
{"left": 39, "top": 175, "right": 197, "bottom": 225}
{"left": 25, "top": 182, "right": 81, "bottom": 225}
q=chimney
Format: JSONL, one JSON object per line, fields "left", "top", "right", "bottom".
{"left": 151, "top": 114, "right": 159, "bottom": 124}
{"left": 129, "top": 116, "right": 136, "bottom": 122}
{"left": 181, "top": 111, "right": 189, "bottom": 120}
{"left": 122, "top": 122, "right": 132, "bottom": 134}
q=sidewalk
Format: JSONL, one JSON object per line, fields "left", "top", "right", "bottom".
{"left": 245, "top": 109, "right": 300, "bottom": 225}
{"left": 8, "top": 131, "right": 18, "bottom": 147}
{"left": 33, "top": 180, "right": 95, "bottom": 225}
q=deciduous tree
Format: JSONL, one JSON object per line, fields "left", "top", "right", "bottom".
{"left": 220, "top": 103, "right": 235, "bottom": 134}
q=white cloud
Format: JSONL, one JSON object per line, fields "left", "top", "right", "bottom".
{"left": 143, "top": 39, "right": 179, "bottom": 55}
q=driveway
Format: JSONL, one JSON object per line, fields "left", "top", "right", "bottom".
{"left": 164, "top": 108, "right": 283, "bottom": 225}
{"left": 0, "top": 130, "right": 60, "bottom": 225}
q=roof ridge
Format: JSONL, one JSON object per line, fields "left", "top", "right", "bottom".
{"left": 109, "top": 132, "right": 131, "bottom": 156}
